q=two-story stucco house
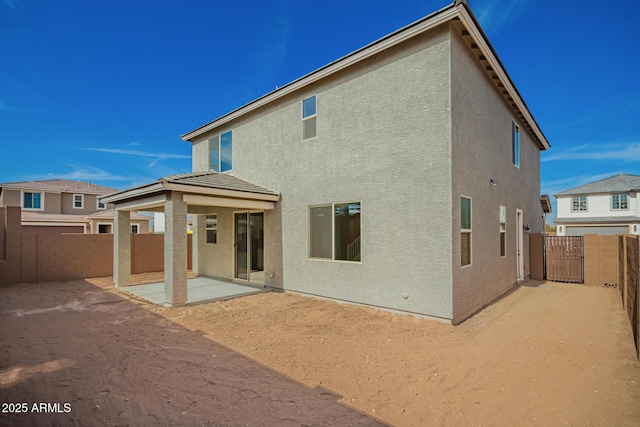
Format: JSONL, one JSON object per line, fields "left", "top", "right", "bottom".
{"left": 102, "top": 1, "right": 550, "bottom": 324}
{"left": 554, "top": 174, "right": 640, "bottom": 236}
{"left": 0, "top": 179, "right": 150, "bottom": 234}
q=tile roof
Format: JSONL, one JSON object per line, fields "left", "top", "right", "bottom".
{"left": 160, "top": 171, "right": 279, "bottom": 196}
{"left": 554, "top": 174, "right": 640, "bottom": 197}
{"left": 0, "top": 179, "right": 118, "bottom": 195}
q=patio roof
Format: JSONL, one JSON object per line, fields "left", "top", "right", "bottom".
{"left": 100, "top": 171, "right": 280, "bottom": 212}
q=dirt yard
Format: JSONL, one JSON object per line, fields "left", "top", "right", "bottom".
{"left": 1, "top": 275, "right": 639, "bottom": 426}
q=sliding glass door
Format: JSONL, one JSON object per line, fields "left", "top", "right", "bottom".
{"left": 234, "top": 212, "right": 264, "bottom": 283}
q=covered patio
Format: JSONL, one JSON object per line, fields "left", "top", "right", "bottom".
{"left": 123, "top": 276, "right": 269, "bottom": 305}
{"left": 100, "top": 171, "right": 280, "bottom": 307}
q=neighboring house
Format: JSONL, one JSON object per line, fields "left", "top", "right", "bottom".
{"left": 0, "top": 179, "right": 150, "bottom": 234}
{"left": 103, "top": 1, "right": 550, "bottom": 324}
{"left": 554, "top": 174, "right": 640, "bottom": 236}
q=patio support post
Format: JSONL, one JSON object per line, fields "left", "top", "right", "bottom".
{"left": 164, "top": 191, "right": 188, "bottom": 306}
{"left": 114, "top": 210, "right": 131, "bottom": 287}
{"left": 192, "top": 214, "right": 204, "bottom": 275}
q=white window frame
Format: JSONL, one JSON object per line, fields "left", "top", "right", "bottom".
{"left": 131, "top": 224, "right": 139, "bottom": 234}
{"left": 571, "top": 196, "right": 587, "bottom": 212}
{"left": 499, "top": 205, "right": 506, "bottom": 258}
{"left": 96, "top": 198, "right": 106, "bottom": 210}
{"left": 21, "top": 190, "right": 44, "bottom": 211}
{"left": 73, "top": 194, "right": 84, "bottom": 209}
{"left": 512, "top": 121, "right": 520, "bottom": 168}
{"left": 611, "top": 193, "right": 628, "bottom": 211}
{"left": 461, "top": 196, "right": 472, "bottom": 267}
{"left": 302, "top": 95, "right": 317, "bottom": 140}
{"left": 308, "top": 201, "right": 361, "bottom": 263}
{"left": 205, "top": 214, "right": 217, "bottom": 244}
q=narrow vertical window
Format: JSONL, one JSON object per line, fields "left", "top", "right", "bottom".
{"left": 461, "top": 197, "right": 471, "bottom": 266}
{"left": 209, "top": 131, "right": 232, "bottom": 172}
{"left": 302, "top": 96, "right": 317, "bottom": 140}
{"left": 512, "top": 121, "right": 520, "bottom": 168}
{"left": 499, "top": 205, "right": 506, "bottom": 257}
{"left": 206, "top": 214, "right": 217, "bottom": 244}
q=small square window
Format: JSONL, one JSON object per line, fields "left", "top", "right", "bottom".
{"left": 23, "top": 191, "right": 43, "bottom": 210}
{"left": 97, "top": 199, "right": 106, "bottom": 210}
{"left": 206, "top": 214, "right": 217, "bottom": 244}
{"left": 309, "top": 202, "right": 361, "bottom": 261}
{"left": 131, "top": 224, "right": 139, "bottom": 234}
{"left": 612, "top": 194, "right": 628, "bottom": 210}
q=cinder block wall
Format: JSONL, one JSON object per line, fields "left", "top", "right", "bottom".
{"left": 0, "top": 205, "right": 193, "bottom": 285}
{"left": 583, "top": 234, "right": 619, "bottom": 287}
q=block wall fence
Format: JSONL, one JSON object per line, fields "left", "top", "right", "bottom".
{"left": 0, "top": 207, "right": 192, "bottom": 285}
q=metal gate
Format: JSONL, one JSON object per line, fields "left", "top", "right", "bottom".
{"left": 544, "top": 236, "right": 584, "bottom": 283}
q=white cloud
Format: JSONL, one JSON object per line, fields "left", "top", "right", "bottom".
{"left": 474, "top": 0, "right": 531, "bottom": 35}
{"left": 82, "top": 147, "right": 191, "bottom": 167}
{"left": 542, "top": 142, "right": 640, "bottom": 163}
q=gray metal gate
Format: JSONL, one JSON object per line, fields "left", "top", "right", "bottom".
{"left": 544, "top": 236, "right": 584, "bottom": 283}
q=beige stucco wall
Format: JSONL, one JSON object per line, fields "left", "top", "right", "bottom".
{"left": 191, "top": 24, "right": 454, "bottom": 319}
{"left": 0, "top": 189, "right": 61, "bottom": 213}
{"left": 449, "top": 27, "right": 544, "bottom": 323}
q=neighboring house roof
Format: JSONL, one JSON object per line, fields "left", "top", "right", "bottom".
{"left": 101, "top": 171, "right": 280, "bottom": 205}
{"left": 21, "top": 209, "right": 150, "bottom": 224}
{"left": 540, "top": 195, "right": 552, "bottom": 214}
{"left": 0, "top": 179, "right": 118, "bottom": 195}
{"left": 180, "top": 1, "right": 549, "bottom": 151}
{"left": 554, "top": 215, "right": 640, "bottom": 225}
{"left": 554, "top": 174, "right": 640, "bottom": 197}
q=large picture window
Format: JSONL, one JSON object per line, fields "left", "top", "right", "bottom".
{"left": 309, "top": 202, "right": 361, "bottom": 262}
{"left": 461, "top": 196, "right": 471, "bottom": 266}
{"left": 302, "top": 96, "right": 317, "bottom": 140}
{"left": 209, "top": 130, "right": 232, "bottom": 172}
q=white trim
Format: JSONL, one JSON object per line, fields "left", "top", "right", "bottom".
{"left": 611, "top": 193, "right": 629, "bottom": 211}
{"left": 130, "top": 223, "right": 140, "bottom": 234}
{"left": 96, "top": 198, "right": 107, "bottom": 210}
{"left": 73, "top": 193, "right": 84, "bottom": 209}
{"left": 20, "top": 190, "right": 45, "bottom": 211}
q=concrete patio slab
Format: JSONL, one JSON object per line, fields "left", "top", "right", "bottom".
{"left": 122, "top": 276, "right": 267, "bottom": 305}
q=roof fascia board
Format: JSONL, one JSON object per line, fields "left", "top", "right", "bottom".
{"left": 2, "top": 186, "right": 63, "bottom": 194}
{"left": 456, "top": 8, "right": 549, "bottom": 150}
{"left": 113, "top": 194, "right": 167, "bottom": 212}
{"left": 180, "top": 7, "right": 460, "bottom": 142}
{"left": 100, "top": 183, "right": 165, "bottom": 204}
{"left": 183, "top": 194, "right": 275, "bottom": 210}
{"left": 163, "top": 183, "right": 280, "bottom": 201}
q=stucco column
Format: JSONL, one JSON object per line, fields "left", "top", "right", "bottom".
{"left": 164, "top": 192, "right": 188, "bottom": 306}
{"left": 191, "top": 214, "right": 205, "bottom": 275}
{"left": 114, "top": 210, "right": 131, "bottom": 287}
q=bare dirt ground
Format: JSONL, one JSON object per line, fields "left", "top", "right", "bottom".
{"left": 2, "top": 274, "right": 640, "bottom": 426}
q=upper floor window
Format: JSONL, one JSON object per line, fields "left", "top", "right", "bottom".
{"left": 512, "top": 121, "right": 520, "bottom": 168}
{"left": 23, "top": 191, "right": 43, "bottom": 210}
{"left": 572, "top": 196, "right": 587, "bottom": 212}
{"left": 97, "top": 199, "right": 106, "bottom": 210}
{"left": 309, "top": 202, "right": 361, "bottom": 262}
{"left": 612, "top": 193, "right": 628, "bottom": 210}
{"left": 73, "top": 194, "right": 84, "bottom": 209}
{"left": 209, "top": 130, "right": 232, "bottom": 172}
{"left": 302, "top": 96, "right": 317, "bottom": 140}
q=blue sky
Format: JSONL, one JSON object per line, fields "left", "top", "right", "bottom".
{"left": 1, "top": 0, "right": 639, "bottom": 221}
